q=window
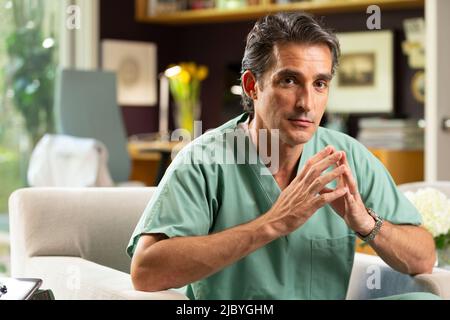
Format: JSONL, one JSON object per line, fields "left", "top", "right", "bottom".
{"left": 0, "top": 0, "right": 62, "bottom": 275}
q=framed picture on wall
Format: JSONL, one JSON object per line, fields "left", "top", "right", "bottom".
{"left": 328, "top": 30, "right": 394, "bottom": 114}
{"left": 102, "top": 39, "right": 157, "bottom": 107}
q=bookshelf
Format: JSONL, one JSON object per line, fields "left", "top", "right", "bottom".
{"left": 136, "top": 0, "right": 424, "bottom": 25}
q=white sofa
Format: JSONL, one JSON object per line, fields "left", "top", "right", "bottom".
{"left": 8, "top": 187, "right": 450, "bottom": 300}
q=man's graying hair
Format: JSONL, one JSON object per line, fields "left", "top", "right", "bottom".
{"left": 241, "top": 12, "right": 340, "bottom": 114}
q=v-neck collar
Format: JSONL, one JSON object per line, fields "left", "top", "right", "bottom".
{"left": 234, "top": 113, "right": 313, "bottom": 206}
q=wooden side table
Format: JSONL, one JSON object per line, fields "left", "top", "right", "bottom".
{"left": 128, "top": 140, "right": 186, "bottom": 186}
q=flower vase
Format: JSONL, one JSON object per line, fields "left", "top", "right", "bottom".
{"left": 174, "top": 100, "right": 201, "bottom": 136}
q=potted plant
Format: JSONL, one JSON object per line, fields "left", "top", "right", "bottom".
{"left": 166, "top": 62, "right": 208, "bottom": 136}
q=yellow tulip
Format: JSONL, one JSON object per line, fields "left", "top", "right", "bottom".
{"left": 183, "top": 62, "right": 197, "bottom": 76}
{"left": 196, "top": 65, "right": 209, "bottom": 81}
{"left": 177, "top": 69, "right": 191, "bottom": 84}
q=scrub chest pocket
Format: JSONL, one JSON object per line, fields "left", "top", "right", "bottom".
{"left": 310, "top": 235, "right": 356, "bottom": 299}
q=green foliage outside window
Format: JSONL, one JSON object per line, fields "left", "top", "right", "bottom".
{"left": 4, "top": 0, "right": 57, "bottom": 146}
{"left": 0, "top": 0, "right": 59, "bottom": 216}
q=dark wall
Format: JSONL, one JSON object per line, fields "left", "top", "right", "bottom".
{"left": 100, "top": 0, "right": 179, "bottom": 135}
{"left": 100, "top": 0, "right": 424, "bottom": 137}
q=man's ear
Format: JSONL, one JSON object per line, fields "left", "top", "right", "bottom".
{"left": 241, "top": 70, "right": 258, "bottom": 100}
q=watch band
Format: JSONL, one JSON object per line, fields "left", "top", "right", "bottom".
{"left": 357, "top": 207, "right": 384, "bottom": 242}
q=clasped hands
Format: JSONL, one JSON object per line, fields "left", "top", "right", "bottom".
{"left": 267, "top": 146, "right": 376, "bottom": 237}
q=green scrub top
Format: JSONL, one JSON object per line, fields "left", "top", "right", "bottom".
{"left": 127, "top": 113, "right": 422, "bottom": 300}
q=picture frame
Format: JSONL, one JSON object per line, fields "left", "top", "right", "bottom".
{"left": 411, "top": 70, "right": 425, "bottom": 104}
{"left": 101, "top": 39, "right": 157, "bottom": 107}
{"left": 328, "top": 31, "right": 393, "bottom": 114}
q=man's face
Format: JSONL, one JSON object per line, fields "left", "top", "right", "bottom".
{"left": 253, "top": 42, "right": 333, "bottom": 146}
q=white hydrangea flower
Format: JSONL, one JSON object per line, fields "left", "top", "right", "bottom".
{"left": 404, "top": 187, "right": 450, "bottom": 238}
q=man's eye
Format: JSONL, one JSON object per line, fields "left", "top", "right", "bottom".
{"left": 282, "top": 77, "right": 296, "bottom": 85}
{"left": 315, "top": 80, "right": 328, "bottom": 89}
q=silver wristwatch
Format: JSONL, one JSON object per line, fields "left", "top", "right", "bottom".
{"left": 357, "top": 207, "right": 384, "bottom": 242}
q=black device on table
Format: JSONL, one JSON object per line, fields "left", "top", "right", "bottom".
{"left": 0, "top": 278, "right": 53, "bottom": 300}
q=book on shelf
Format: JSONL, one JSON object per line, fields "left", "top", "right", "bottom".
{"left": 148, "top": 0, "right": 184, "bottom": 16}
{"left": 216, "top": 0, "right": 247, "bottom": 9}
{"left": 358, "top": 117, "right": 420, "bottom": 129}
{"left": 357, "top": 118, "right": 424, "bottom": 150}
{"left": 146, "top": 0, "right": 308, "bottom": 15}
{"left": 188, "top": 0, "right": 215, "bottom": 9}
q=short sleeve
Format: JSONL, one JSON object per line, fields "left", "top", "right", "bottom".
{"left": 126, "top": 149, "right": 217, "bottom": 258}
{"left": 350, "top": 143, "right": 422, "bottom": 226}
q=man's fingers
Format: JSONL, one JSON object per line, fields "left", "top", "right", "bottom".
{"left": 303, "top": 151, "right": 344, "bottom": 185}
{"left": 344, "top": 169, "right": 358, "bottom": 196}
{"left": 344, "top": 189, "right": 356, "bottom": 203}
{"left": 339, "top": 152, "right": 358, "bottom": 195}
{"left": 315, "top": 187, "right": 348, "bottom": 207}
{"left": 309, "top": 165, "right": 346, "bottom": 195}
{"left": 319, "top": 187, "right": 334, "bottom": 194}
{"left": 334, "top": 162, "right": 345, "bottom": 189}
{"left": 297, "top": 146, "right": 335, "bottom": 181}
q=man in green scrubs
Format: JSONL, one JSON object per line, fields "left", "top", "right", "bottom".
{"left": 127, "top": 12, "right": 437, "bottom": 300}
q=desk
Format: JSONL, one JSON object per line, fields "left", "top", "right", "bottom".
{"left": 129, "top": 143, "right": 417, "bottom": 254}
{"left": 128, "top": 140, "right": 185, "bottom": 186}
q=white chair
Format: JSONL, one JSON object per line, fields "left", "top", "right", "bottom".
{"left": 8, "top": 187, "right": 450, "bottom": 300}
{"left": 54, "top": 69, "right": 143, "bottom": 187}
{"left": 27, "top": 134, "right": 114, "bottom": 188}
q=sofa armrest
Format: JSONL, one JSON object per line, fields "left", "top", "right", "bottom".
{"left": 23, "top": 256, "right": 188, "bottom": 300}
{"left": 8, "top": 187, "right": 156, "bottom": 275}
{"left": 415, "top": 271, "right": 450, "bottom": 300}
{"left": 347, "top": 253, "right": 450, "bottom": 300}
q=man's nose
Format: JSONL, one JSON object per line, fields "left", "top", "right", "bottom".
{"left": 295, "top": 86, "right": 313, "bottom": 112}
